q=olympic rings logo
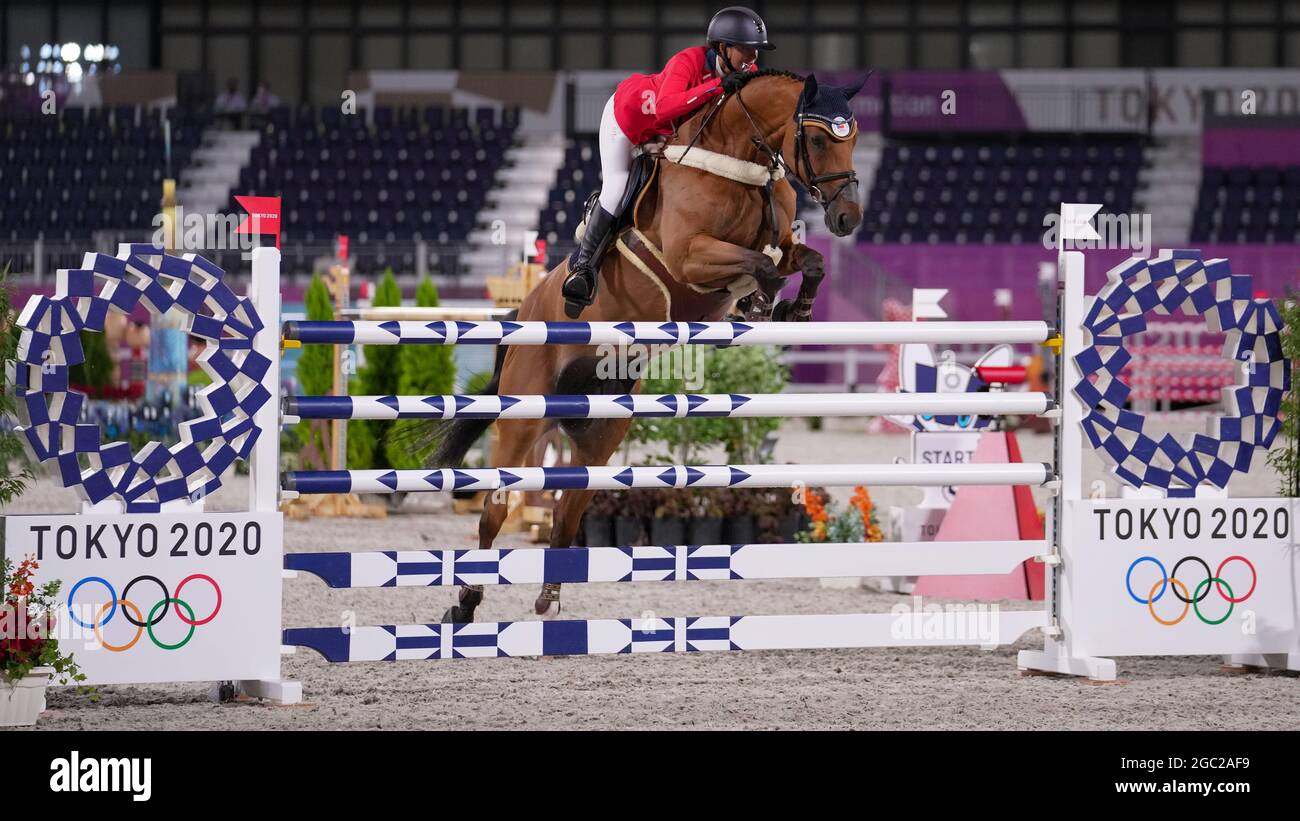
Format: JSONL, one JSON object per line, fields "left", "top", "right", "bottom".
{"left": 66, "top": 574, "right": 222, "bottom": 651}
{"left": 1125, "top": 556, "right": 1256, "bottom": 626}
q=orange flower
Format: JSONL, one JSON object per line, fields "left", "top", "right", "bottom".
{"left": 850, "top": 488, "right": 871, "bottom": 513}
{"left": 5, "top": 556, "right": 39, "bottom": 604}
{"left": 849, "top": 486, "right": 875, "bottom": 530}
{"left": 804, "top": 491, "right": 828, "bottom": 523}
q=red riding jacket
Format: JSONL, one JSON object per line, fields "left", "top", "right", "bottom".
{"left": 613, "top": 46, "right": 753, "bottom": 144}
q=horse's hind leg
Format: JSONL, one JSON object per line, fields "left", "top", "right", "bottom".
{"left": 442, "top": 417, "right": 550, "bottom": 624}
{"left": 535, "top": 416, "right": 634, "bottom": 618}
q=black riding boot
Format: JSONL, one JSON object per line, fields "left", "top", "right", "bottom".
{"left": 562, "top": 204, "right": 617, "bottom": 317}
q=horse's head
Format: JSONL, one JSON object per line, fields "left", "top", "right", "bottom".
{"left": 787, "top": 73, "right": 865, "bottom": 237}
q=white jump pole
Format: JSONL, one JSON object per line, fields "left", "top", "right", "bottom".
{"left": 283, "top": 391, "right": 1054, "bottom": 421}
{"left": 283, "top": 319, "right": 1056, "bottom": 347}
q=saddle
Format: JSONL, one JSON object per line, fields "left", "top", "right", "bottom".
{"left": 572, "top": 143, "right": 657, "bottom": 245}
{"left": 574, "top": 143, "right": 755, "bottom": 323}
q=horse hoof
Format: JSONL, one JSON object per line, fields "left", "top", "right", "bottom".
{"left": 771, "top": 300, "right": 794, "bottom": 322}
{"left": 534, "top": 598, "right": 561, "bottom": 619}
{"left": 442, "top": 605, "right": 472, "bottom": 624}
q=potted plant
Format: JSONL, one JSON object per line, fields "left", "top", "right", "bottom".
{"left": 614, "top": 488, "right": 650, "bottom": 546}
{"left": 794, "top": 486, "right": 884, "bottom": 545}
{"left": 2, "top": 557, "right": 86, "bottom": 727}
{"left": 650, "top": 487, "right": 690, "bottom": 545}
{"left": 720, "top": 487, "right": 758, "bottom": 545}
{"left": 780, "top": 487, "right": 813, "bottom": 542}
{"left": 774, "top": 488, "right": 816, "bottom": 545}
{"left": 752, "top": 488, "right": 799, "bottom": 543}
{"left": 687, "top": 488, "right": 724, "bottom": 544}
{"left": 582, "top": 490, "right": 619, "bottom": 546}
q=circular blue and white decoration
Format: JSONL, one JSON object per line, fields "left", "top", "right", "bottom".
{"left": 12, "top": 245, "right": 271, "bottom": 512}
{"left": 1073, "top": 249, "right": 1289, "bottom": 497}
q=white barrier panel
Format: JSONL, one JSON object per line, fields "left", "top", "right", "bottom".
{"left": 284, "top": 610, "right": 1051, "bottom": 662}
{"left": 3, "top": 512, "right": 284, "bottom": 686}
{"left": 1058, "top": 498, "right": 1299, "bottom": 658}
{"left": 286, "top": 540, "right": 1052, "bottom": 587}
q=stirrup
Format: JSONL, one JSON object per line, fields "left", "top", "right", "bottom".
{"left": 563, "top": 269, "right": 599, "bottom": 317}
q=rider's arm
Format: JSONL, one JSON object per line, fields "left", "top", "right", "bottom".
{"left": 651, "top": 50, "right": 723, "bottom": 124}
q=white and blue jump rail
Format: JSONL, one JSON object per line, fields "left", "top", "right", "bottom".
{"left": 281, "top": 318, "right": 1056, "bottom": 347}
{"left": 278, "top": 317, "right": 1058, "bottom": 497}
{"left": 283, "top": 390, "right": 1052, "bottom": 421}
{"left": 281, "top": 462, "right": 1054, "bottom": 495}
{"left": 283, "top": 540, "right": 1051, "bottom": 660}
{"left": 274, "top": 290, "right": 1069, "bottom": 667}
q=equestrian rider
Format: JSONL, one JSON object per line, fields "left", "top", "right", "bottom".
{"left": 561, "top": 5, "right": 774, "bottom": 313}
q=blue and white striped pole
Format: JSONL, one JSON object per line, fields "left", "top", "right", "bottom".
{"left": 281, "top": 462, "right": 1052, "bottom": 495}
{"left": 284, "top": 610, "right": 1050, "bottom": 662}
{"left": 282, "top": 319, "right": 1056, "bottom": 347}
{"left": 283, "top": 391, "right": 1053, "bottom": 421}
{"left": 285, "top": 540, "right": 1050, "bottom": 588}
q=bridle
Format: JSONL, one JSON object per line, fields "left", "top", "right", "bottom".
{"left": 672, "top": 75, "right": 859, "bottom": 252}
{"left": 790, "top": 90, "right": 858, "bottom": 208}
{"left": 684, "top": 80, "right": 858, "bottom": 212}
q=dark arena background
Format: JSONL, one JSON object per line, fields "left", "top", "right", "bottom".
{"left": 1, "top": 0, "right": 1299, "bottom": 751}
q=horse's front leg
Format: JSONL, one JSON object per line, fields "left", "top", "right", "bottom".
{"left": 771, "top": 243, "right": 824, "bottom": 323}
{"left": 676, "top": 234, "right": 785, "bottom": 320}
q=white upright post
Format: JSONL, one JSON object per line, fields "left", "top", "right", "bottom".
{"left": 226, "top": 246, "right": 301, "bottom": 704}
{"left": 1017, "top": 233, "right": 1118, "bottom": 680}
{"left": 247, "top": 246, "right": 283, "bottom": 514}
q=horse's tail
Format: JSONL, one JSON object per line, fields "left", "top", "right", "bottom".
{"left": 423, "top": 309, "right": 515, "bottom": 468}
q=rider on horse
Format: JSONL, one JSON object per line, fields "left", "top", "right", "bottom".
{"left": 560, "top": 5, "right": 775, "bottom": 314}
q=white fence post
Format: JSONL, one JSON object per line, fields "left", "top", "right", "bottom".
{"left": 248, "top": 246, "right": 283, "bottom": 514}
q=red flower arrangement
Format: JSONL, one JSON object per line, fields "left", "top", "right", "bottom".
{"left": 1, "top": 557, "right": 85, "bottom": 688}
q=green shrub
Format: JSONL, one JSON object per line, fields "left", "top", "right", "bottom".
{"left": 386, "top": 277, "right": 456, "bottom": 469}
{"left": 294, "top": 274, "right": 335, "bottom": 463}
{"left": 1268, "top": 294, "right": 1299, "bottom": 497}
{"left": 0, "top": 263, "right": 34, "bottom": 510}
{"left": 349, "top": 269, "right": 403, "bottom": 470}
{"left": 69, "top": 329, "right": 112, "bottom": 393}
{"left": 630, "top": 344, "right": 788, "bottom": 464}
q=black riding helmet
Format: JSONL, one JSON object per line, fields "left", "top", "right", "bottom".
{"left": 706, "top": 6, "right": 775, "bottom": 51}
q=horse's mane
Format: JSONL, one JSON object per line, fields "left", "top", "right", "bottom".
{"left": 673, "top": 69, "right": 805, "bottom": 141}
{"left": 728, "top": 68, "right": 806, "bottom": 91}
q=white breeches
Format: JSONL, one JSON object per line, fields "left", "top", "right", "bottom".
{"left": 598, "top": 94, "right": 635, "bottom": 215}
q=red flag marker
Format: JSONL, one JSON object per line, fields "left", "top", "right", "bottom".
{"left": 235, "top": 195, "right": 283, "bottom": 249}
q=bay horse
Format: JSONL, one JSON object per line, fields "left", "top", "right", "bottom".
{"left": 430, "top": 71, "right": 865, "bottom": 622}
